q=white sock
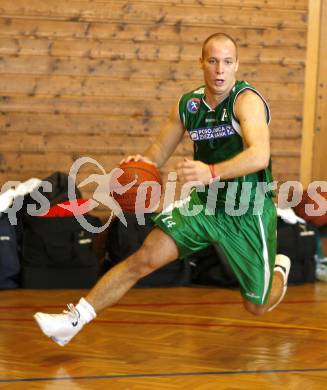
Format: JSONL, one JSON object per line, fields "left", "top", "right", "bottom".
{"left": 75, "top": 298, "right": 97, "bottom": 324}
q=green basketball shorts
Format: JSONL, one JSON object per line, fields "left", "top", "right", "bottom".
{"left": 152, "top": 189, "right": 277, "bottom": 305}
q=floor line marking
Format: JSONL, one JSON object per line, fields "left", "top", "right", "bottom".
{"left": 1, "top": 368, "right": 327, "bottom": 383}
{"left": 1, "top": 312, "right": 324, "bottom": 333}
{"left": 0, "top": 317, "right": 315, "bottom": 331}
{"left": 111, "top": 307, "right": 327, "bottom": 332}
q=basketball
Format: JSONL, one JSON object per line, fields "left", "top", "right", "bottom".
{"left": 111, "top": 160, "right": 162, "bottom": 213}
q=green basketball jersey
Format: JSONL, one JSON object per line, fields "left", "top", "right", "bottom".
{"left": 178, "top": 80, "right": 274, "bottom": 211}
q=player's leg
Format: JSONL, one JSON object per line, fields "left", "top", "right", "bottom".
{"left": 34, "top": 228, "right": 179, "bottom": 346}
{"left": 242, "top": 254, "right": 290, "bottom": 316}
{"left": 239, "top": 199, "right": 290, "bottom": 315}
{"left": 210, "top": 198, "right": 290, "bottom": 316}
{"left": 85, "top": 227, "right": 179, "bottom": 313}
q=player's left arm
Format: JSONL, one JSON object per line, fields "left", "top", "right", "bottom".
{"left": 215, "top": 90, "right": 270, "bottom": 180}
{"left": 177, "top": 90, "right": 270, "bottom": 184}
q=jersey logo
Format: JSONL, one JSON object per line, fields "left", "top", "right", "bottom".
{"left": 221, "top": 108, "right": 228, "bottom": 121}
{"left": 186, "top": 98, "right": 201, "bottom": 114}
{"left": 189, "top": 125, "right": 236, "bottom": 141}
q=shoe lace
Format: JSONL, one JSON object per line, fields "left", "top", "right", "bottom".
{"left": 63, "top": 303, "right": 80, "bottom": 323}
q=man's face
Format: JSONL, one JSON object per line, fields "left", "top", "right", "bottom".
{"left": 200, "top": 39, "right": 239, "bottom": 98}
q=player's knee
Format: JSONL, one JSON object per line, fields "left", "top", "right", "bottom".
{"left": 127, "top": 243, "right": 158, "bottom": 279}
{"left": 243, "top": 300, "right": 266, "bottom": 316}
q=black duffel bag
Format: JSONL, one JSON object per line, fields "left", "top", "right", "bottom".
{"left": 277, "top": 218, "right": 316, "bottom": 284}
{"left": 0, "top": 213, "right": 20, "bottom": 288}
{"left": 21, "top": 214, "right": 101, "bottom": 289}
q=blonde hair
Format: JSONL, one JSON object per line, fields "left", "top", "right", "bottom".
{"left": 201, "top": 33, "right": 238, "bottom": 59}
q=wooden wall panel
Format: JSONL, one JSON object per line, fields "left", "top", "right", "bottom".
{"left": 0, "top": 1, "right": 308, "bottom": 28}
{"left": 0, "top": 18, "right": 307, "bottom": 47}
{"left": 0, "top": 57, "right": 305, "bottom": 83}
{"left": 0, "top": 0, "right": 309, "bottom": 216}
{"left": 0, "top": 75, "right": 304, "bottom": 101}
{"left": 311, "top": 0, "right": 327, "bottom": 182}
{"left": 0, "top": 37, "right": 306, "bottom": 64}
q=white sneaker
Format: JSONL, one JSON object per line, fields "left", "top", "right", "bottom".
{"left": 34, "top": 304, "right": 85, "bottom": 346}
{"left": 268, "top": 254, "right": 291, "bottom": 312}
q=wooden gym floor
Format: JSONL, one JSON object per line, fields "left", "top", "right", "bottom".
{"left": 0, "top": 283, "right": 327, "bottom": 389}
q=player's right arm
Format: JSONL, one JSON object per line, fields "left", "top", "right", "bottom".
{"left": 122, "top": 100, "right": 185, "bottom": 168}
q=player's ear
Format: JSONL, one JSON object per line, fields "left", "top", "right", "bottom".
{"left": 235, "top": 59, "right": 239, "bottom": 73}
{"left": 199, "top": 57, "right": 204, "bottom": 70}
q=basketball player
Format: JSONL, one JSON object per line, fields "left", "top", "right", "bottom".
{"left": 34, "top": 33, "right": 290, "bottom": 346}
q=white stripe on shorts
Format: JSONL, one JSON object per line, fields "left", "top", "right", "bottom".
{"left": 258, "top": 215, "right": 270, "bottom": 304}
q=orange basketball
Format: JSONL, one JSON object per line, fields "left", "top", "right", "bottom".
{"left": 111, "top": 160, "right": 162, "bottom": 213}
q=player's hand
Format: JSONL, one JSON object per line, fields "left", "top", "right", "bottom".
{"left": 120, "top": 154, "right": 157, "bottom": 167}
{"left": 177, "top": 158, "right": 212, "bottom": 185}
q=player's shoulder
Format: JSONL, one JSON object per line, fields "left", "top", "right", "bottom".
{"left": 234, "top": 82, "right": 270, "bottom": 122}
{"left": 235, "top": 89, "right": 262, "bottom": 105}
{"left": 232, "top": 80, "right": 256, "bottom": 94}
{"left": 233, "top": 80, "right": 267, "bottom": 107}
